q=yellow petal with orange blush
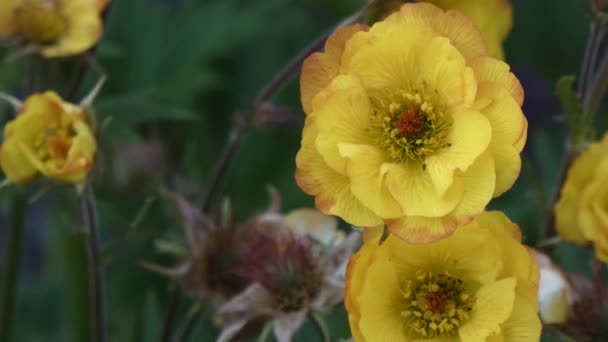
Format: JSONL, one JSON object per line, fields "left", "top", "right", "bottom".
{"left": 300, "top": 24, "right": 368, "bottom": 114}
{"left": 390, "top": 2, "right": 488, "bottom": 59}
{"left": 344, "top": 240, "right": 378, "bottom": 342}
{"left": 295, "top": 116, "right": 382, "bottom": 227}
{"left": 338, "top": 143, "right": 402, "bottom": 219}
{"left": 459, "top": 278, "right": 517, "bottom": 342}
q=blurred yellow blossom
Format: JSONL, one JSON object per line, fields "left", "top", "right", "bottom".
{"left": 0, "top": 0, "right": 109, "bottom": 57}
{"left": 369, "top": 0, "right": 512, "bottom": 59}
{"left": 345, "top": 211, "right": 540, "bottom": 341}
{"left": 296, "top": 2, "right": 526, "bottom": 243}
{"left": 555, "top": 133, "right": 608, "bottom": 262}
{"left": 0, "top": 91, "right": 96, "bottom": 184}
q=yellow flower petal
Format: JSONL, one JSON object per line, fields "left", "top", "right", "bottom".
{"left": 469, "top": 56, "right": 524, "bottom": 106}
{"left": 475, "top": 83, "right": 526, "bottom": 196}
{"left": 391, "top": 2, "right": 488, "bottom": 59}
{"left": 314, "top": 76, "right": 374, "bottom": 175}
{"left": 339, "top": 143, "right": 402, "bottom": 219}
{"left": 41, "top": 1, "right": 105, "bottom": 57}
{"left": 295, "top": 117, "right": 382, "bottom": 227}
{"left": 498, "top": 295, "right": 542, "bottom": 342}
{"left": 357, "top": 250, "right": 410, "bottom": 341}
{"left": 0, "top": 0, "right": 16, "bottom": 37}
{"left": 459, "top": 278, "right": 517, "bottom": 342}
{"left": 300, "top": 24, "right": 368, "bottom": 114}
{"left": 425, "top": 110, "right": 491, "bottom": 196}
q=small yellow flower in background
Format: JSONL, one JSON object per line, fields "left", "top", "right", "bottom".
{"left": 296, "top": 2, "right": 526, "bottom": 243}
{"left": 345, "top": 211, "right": 540, "bottom": 341}
{"left": 0, "top": 91, "right": 96, "bottom": 184}
{"left": 555, "top": 133, "right": 608, "bottom": 262}
{"left": 0, "top": 0, "right": 109, "bottom": 58}
{"left": 369, "top": 0, "right": 512, "bottom": 60}
{"left": 423, "top": 0, "right": 513, "bottom": 60}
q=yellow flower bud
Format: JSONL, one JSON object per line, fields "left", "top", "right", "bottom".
{"left": 0, "top": 91, "right": 96, "bottom": 184}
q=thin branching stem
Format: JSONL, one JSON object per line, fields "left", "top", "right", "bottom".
{"left": 0, "top": 192, "right": 26, "bottom": 342}
{"left": 82, "top": 183, "right": 106, "bottom": 342}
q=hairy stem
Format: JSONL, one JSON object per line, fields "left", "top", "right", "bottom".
{"left": 0, "top": 192, "right": 27, "bottom": 342}
{"left": 81, "top": 184, "right": 106, "bottom": 342}
{"left": 311, "top": 313, "right": 331, "bottom": 342}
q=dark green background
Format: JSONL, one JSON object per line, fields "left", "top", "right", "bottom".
{"left": 0, "top": 0, "right": 599, "bottom": 341}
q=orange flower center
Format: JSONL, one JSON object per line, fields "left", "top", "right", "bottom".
{"left": 35, "top": 119, "right": 76, "bottom": 169}
{"left": 398, "top": 108, "right": 425, "bottom": 137}
{"left": 14, "top": 0, "right": 67, "bottom": 44}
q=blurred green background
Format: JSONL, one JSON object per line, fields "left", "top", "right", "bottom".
{"left": 0, "top": 0, "right": 601, "bottom": 341}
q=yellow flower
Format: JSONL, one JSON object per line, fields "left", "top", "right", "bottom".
{"left": 296, "top": 3, "right": 526, "bottom": 243}
{"left": 368, "top": 0, "right": 512, "bottom": 59}
{"left": 555, "top": 133, "right": 608, "bottom": 262}
{"left": 345, "top": 211, "right": 540, "bottom": 341}
{"left": 422, "top": 0, "right": 512, "bottom": 60}
{"left": 0, "top": 0, "right": 109, "bottom": 58}
{"left": 0, "top": 91, "right": 96, "bottom": 184}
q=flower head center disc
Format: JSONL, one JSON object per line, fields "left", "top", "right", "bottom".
{"left": 14, "top": 0, "right": 67, "bottom": 44}
{"left": 34, "top": 115, "right": 77, "bottom": 169}
{"left": 401, "top": 272, "right": 475, "bottom": 338}
{"left": 373, "top": 89, "right": 451, "bottom": 163}
{"left": 398, "top": 108, "right": 425, "bottom": 137}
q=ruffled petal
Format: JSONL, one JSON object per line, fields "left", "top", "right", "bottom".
{"left": 357, "top": 249, "right": 410, "bottom": 341}
{"left": 459, "top": 278, "right": 517, "bottom": 342}
{"left": 469, "top": 56, "right": 524, "bottom": 105}
{"left": 384, "top": 162, "right": 464, "bottom": 218}
{"left": 339, "top": 143, "right": 402, "bottom": 219}
{"left": 425, "top": 110, "right": 491, "bottom": 195}
{"left": 390, "top": 2, "right": 487, "bottom": 60}
{"left": 300, "top": 24, "right": 368, "bottom": 114}
{"left": 314, "top": 76, "right": 374, "bottom": 175}
{"left": 42, "top": 2, "right": 104, "bottom": 57}
{"left": 295, "top": 116, "right": 382, "bottom": 227}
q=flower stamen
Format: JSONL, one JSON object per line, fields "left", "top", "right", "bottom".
{"left": 401, "top": 271, "right": 475, "bottom": 338}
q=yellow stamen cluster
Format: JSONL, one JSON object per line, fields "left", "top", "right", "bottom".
{"left": 401, "top": 271, "right": 475, "bottom": 338}
{"left": 371, "top": 89, "right": 451, "bottom": 163}
{"left": 35, "top": 116, "right": 77, "bottom": 170}
{"left": 14, "top": 0, "right": 67, "bottom": 44}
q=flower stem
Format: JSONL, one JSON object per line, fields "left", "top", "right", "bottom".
{"left": 541, "top": 15, "right": 607, "bottom": 244}
{"left": 310, "top": 313, "right": 331, "bottom": 342}
{"left": 257, "top": 322, "right": 272, "bottom": 342}
{"left": 0, "top": 192, "right": 26, "bottom": 342}
{"left": 81, "top": 184, "right": 106, "bottom": 342}
{"left": 169, "top": 6, "right": 373, "bottom": 342}
{"left": 160, "top": 288, "right": 182, "bottom": 342}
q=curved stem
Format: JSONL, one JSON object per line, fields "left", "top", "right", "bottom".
{"left": 310, "top": 313, "right": 331, "bottom": 342}
{"left": 0, "top": 192, "right": 27, "bottom": 342}
{"left": 81, "top": 184, "right": 106, "bottom": 342}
